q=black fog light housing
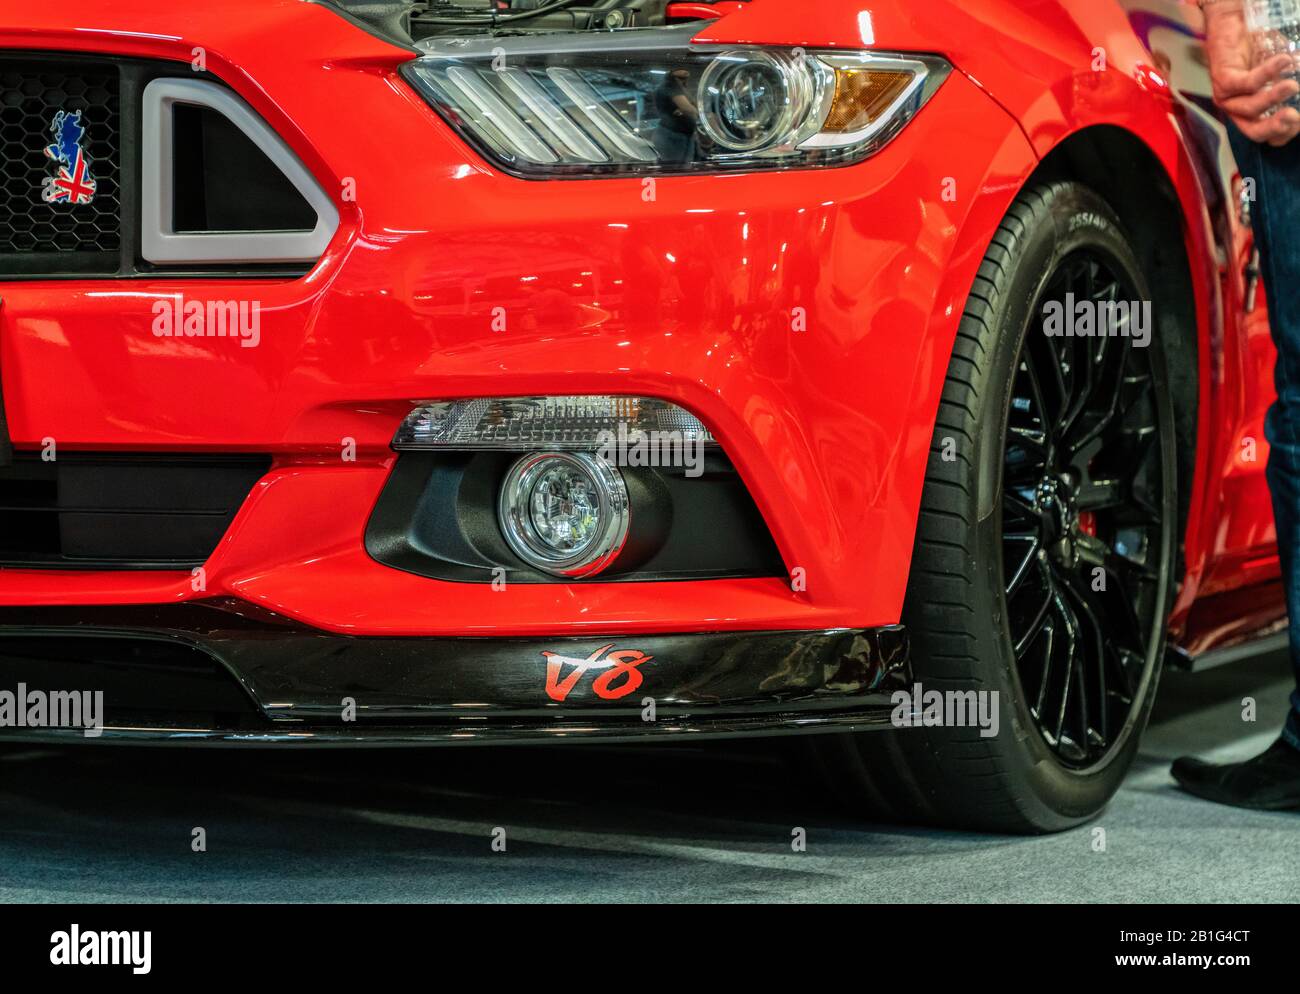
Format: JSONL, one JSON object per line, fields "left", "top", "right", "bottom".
{"left": 497, "top": 452, "right": 630, "bottom": 578}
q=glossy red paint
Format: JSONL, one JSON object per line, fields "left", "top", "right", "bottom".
{"left": 666, "top": 2, "right": 748, "bottom": 19}
{"left": 0, "top": 0, "right": 1285, "bottom": 651}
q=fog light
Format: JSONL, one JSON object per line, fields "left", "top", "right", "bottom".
{"left": 498, "top": 452, "right": 629, "bottom": 578}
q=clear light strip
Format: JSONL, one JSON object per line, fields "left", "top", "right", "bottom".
{"left": 545, "top": 68, "right": 658, "bottom": 162}
{"left": 444, "top": 66, "right": 559, "bottom": 164}
{"left": 393, "top": 396, "right": 717, "bottom": 450}
{"left": 496, "top": 68, "right": 609, "bottom": 162}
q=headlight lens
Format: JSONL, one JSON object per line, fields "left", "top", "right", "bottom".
{"left": 401, "top": 25, "right": 949, "bottom": 177}
{"left": 698, "top": 51, "right": 812, "bottom": 153}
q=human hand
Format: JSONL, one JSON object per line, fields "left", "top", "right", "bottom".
{"left": 1205, "top": 1, "right": 1300, "bottom": 146}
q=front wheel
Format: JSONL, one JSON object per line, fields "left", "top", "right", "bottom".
{"left": 814, "top": 180, "right": 1179, "bottom": 833}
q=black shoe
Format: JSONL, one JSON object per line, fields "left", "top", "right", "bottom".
{"left": 1171, "top": 738, "right": 1300, "bottom": 811}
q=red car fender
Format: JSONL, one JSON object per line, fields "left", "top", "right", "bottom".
{"left": 699, "top": 0, "right": 1252, "bottom": 635}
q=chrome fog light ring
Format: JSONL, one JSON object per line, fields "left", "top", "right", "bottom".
{"left": 498, "top": 452, "right": 630, "bottom": 578}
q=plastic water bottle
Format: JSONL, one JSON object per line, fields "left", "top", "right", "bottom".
{"left": 1245, "top": 0, "right": 1300, "bottom": 110}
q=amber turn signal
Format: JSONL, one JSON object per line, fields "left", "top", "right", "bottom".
{"left": 824, "top": 69, "right": 916, "bottom": 134}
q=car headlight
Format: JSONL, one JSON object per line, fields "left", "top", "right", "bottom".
{"left": 400, "top": 25, "right": 950, "bottom": 177}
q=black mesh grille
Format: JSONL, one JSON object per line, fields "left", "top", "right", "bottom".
{"left": 0, "top": 53, "right": 313, "bottom": 279}
{"left": 0, "top": 453, "right": 270, "bottom": 569}
{"left": 0, "top": 56, "right": 121, "bottom": 267}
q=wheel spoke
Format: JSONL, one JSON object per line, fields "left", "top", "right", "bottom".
{"left": 1069, "top": 364, "right": 1141, "bottom": 456}
{"left": 1000, "top": 247, "right": 1169, "bottom": 769}
{"left": 1025, "top": 329, "right": 1071, "bottom": 432}
{"left": 1075, "top": 531, "right": 1109, "bottom": 567}
{"left": 1058, "top": 328, "right": 1106, "bottom": 444}
{"left": 1034, "top": 616, "right": 1058, "bottom": 716}
{"left": 1016, "top": 351, "right": 1058, "bottom": 465}
{"left": 1050, "top": 577, "right": 1080, "bottom": 745}
{"left": 1005, "top": 537, "right": 1042, "bottom": 598}
{"left": 1014, "top": 567, "right": 1055, "bottom": 658}
{"left": 1055, "top": 565, "right": 1111, "bottom": 749}
{"left": 1004, "top": 490, "right": 1042, "bottom": 523}
{"left": 1111, "top": 647, "right": 1140, "bottom": 703}
{"left": 1100, "top": 551, "right": 1155, "bottom": 654}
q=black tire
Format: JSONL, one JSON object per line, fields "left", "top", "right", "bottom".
{"left": 813, "top": 180, "right": 1178, "bottom": 833}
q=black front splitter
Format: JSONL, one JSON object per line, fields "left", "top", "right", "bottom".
{"left": 0, "top": 599, "right": 910, "bottom": 745}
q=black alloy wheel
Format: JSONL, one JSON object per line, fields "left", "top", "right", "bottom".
{"left": 1003, "top": 250, "right": 1167, "bottom": 769}
{"left": 812, "top": 181, "right": 1180, "bottom": 832}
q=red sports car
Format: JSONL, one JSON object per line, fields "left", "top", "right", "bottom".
{"left": 0, "top": 0, "right": 1283, "bottom": 832}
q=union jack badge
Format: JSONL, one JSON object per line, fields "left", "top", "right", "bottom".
{"left": 41, "top": 109, "right": 97, "bottom": 206}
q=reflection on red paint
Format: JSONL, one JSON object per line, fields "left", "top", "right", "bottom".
{"left": 542, "top": 644, "right": 654, "bottom": 702}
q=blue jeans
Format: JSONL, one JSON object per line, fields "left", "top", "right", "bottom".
{"left": 1229, "top": 124, "right": 1300, "bottom": 751}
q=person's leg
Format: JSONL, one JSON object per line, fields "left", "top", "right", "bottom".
{"left": 1234, "top": 125, "right": 1300, "bottom": 748}
{"left": 1170, "top": 125, "right": 1300, "bottom": 809}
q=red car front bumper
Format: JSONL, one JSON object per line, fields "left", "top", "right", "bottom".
{"left": 0, "top": 2, "right": 1039, "bottom": 738}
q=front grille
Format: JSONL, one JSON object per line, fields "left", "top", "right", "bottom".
{"left": 0, "top": 453, "right": 270, "bottom": 569}
{"left": 0, "top": 55, "right": 122, "bottom": 273}
{"left": 0, "top": 53, "right": 310, "bottom": 279}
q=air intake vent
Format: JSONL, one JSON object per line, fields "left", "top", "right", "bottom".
{"left": 0, "top": 453, "right": 270, "bottom": 569}
{"left": 172, "top": 103, "right": 317, "bottom": 233}
{"left": 0, "top": 634, "right": 263, "bottom": 728}
{"left": 141, "top": 77, "right": 339, "bottom": 265}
